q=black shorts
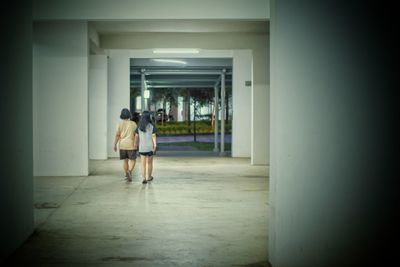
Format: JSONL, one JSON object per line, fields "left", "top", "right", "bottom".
{"left": 139, "top": 151, "right": 154, "bottom": 157}
{"left": 120, "top": 149, "right": 137, "bottom": 160}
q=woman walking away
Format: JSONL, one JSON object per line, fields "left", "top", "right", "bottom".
{"left": 113, "top": 108, "right": 137, "bottom": 182}
{"left": 134, "top": 111, "right": 157, "bottom": 184}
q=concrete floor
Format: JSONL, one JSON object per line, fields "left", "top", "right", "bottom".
{"left": 7, "top": 157, "right": 269, "bottom": 267}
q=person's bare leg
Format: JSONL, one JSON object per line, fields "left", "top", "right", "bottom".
{"left": 140, "top": 155, "right": 147, "bottom": 182}
{"left": 147, "top": 156, "right": 153, "bottom": 180}
{"left": 123, "top": 159, "right": 132, "bottom": 181}
{"left": 123, "top": 159, "right": 129, "bottom": 174}
{"left": 129, "top": 160, "right": 136, "bottom": 172}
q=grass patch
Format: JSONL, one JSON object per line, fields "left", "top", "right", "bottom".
{"left": 158, "top": 142, "right": 231, "bottom": 151}
{"left": 155, "top": 120, "right": 232, "bottom": 134}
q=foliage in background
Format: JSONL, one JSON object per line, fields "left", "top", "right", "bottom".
{"left": 150, "top": 88, "right": 178, "bottom": 108}
{"left": 156, "top": 120, "right": 231, "bottom": 135}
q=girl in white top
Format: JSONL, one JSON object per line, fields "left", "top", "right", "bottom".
{"left": 134, "top": 111, "right": 157, "bottom": 184}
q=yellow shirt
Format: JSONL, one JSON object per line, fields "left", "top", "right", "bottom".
{"left": 116, "top": 120, "right": 137, "bottom": 150}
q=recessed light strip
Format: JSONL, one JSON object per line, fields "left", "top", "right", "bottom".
{"left": 153, "top": 49, "right": 200, "bottom": 54}
{"left": 152, "top": 59, "right": 187, "bottom": 64}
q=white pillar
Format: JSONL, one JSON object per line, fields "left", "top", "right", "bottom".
{"left": 2, "top": 1, "right": 33, "bottom": 258}
{"left": 232, "top": 50, "right": 252, "bottom": 158}
{"left": 141, "top": 69, "right": 145, "bottom": 112}
{"left": 107, "top": 50, "right": 130, "bottom": 157}
{"left": 213, "top": 86, "right": 219, "bottom": 152}
{"left": 89, "top": 55, "right": 108, "bottom": 160}
{"left": 220, "top": 69, "right": 226, "bottom": 156}
{"left": 33, "top": 21, "right": 88, "bottom": 176}
{"left": 269, "top": 1, "right": 393, "bottom": 266}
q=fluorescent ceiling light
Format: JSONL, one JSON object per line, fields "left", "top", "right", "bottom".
{"left": 152, "top": 59, "right": 187, "bottom": 64}
{"left": 153, "top": 49, "right": 199, "bottom": 54}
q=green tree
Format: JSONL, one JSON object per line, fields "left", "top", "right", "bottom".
{"left": 130, "top": 87, "right": 141, "bottom": 112}
{"left": 150, "top": 88, "right": 178, "bottom": 110}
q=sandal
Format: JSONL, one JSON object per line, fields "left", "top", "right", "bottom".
{"left": 148, "top": 176, "right": 154, "bottom": 182}
{"left": 142, "top": 179, "right": 147, "bottom": 184}
{"left": 126, "top": 171, "right": 132, "bottom": 182}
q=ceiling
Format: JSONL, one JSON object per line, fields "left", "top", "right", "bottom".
{"left": 130, "top": 58, "right": 232, "bottom": 90}
{"left": 92, "top": 20, "right": 261, "bottom": 91}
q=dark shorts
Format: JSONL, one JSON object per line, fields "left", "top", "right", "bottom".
{"left": 139, "top": 151, "right": 154, "bottom": 157}
{"left": 120, "top": 149, "right": 137, "bottom": 160}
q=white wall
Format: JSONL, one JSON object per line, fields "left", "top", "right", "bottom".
{"left": 107, "top": 50, "right": 130, "bottom": 158}
{"left": 251, "top": 83, "right": 269, "bottom": 165}
{"left": 101, "top": 33, "right": 268, "bottom": 164}
{"left": 232, "top": 50, "right": 252, "bottom": 157}
{"left": 89, "top": 55, "right": 108, "bottom": 160}
{"left": 33, "top": 21, "right": 89, "bottom": 176}
{"left": 269, "top": 0, "right": 392, "bottom": 266}
{"left": 251, "top": 37, "right": 269, "bottom": 165}
{"left": 0, "top": 0, "right": 33, "bottom": 260}
{"left": 32, "top": 0, "right": 269, "bottom": 165}
{"left": 34, "top": 0, "right": 269, "bottom": 20}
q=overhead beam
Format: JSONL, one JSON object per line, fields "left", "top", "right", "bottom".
{"left": 131, "top": 85, "right": 232, "bottom": 89}
{"left": 146, "top": 85, "right": 228, "bottom": 88}
{"left": 131, "top": 80, "right": 232, "bottom": 85}
{"left": 148, "top": 78, "right": 221, "bottom": 83}
{"left": 130, "top": 71, "right": 232, "bottom": 75}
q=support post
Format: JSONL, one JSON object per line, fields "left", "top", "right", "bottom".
{"left": 213, "top": 86, "right": 219, "bottom": 152}
{"left": 141, "top": 69, "right": 145, "bottom": 112}
{"left": 220, "top": 69, "right": 226, "bottom": 156}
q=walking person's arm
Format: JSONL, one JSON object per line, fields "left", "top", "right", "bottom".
{"left": 113, "top": 124, "right": 121, "bottom": 152}
{"left": 152, "top": 134, "right": 157, "bottom": 153}
{"left": 152, "top": 125, "right": 158, "bottom": 153}
{"left": 134, "top": 133, "right": 139, "bottom": 150}
{"left": 113, "top": 133, "right": 120, "bottom": 152}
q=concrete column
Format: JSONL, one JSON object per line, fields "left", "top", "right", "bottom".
{"left": 107, "top": 51, "right": 130, "bottom": 157}
{"left": 33, "top": 21, "right": 88, "bottom": 176}
{"left": 213, "top": 86, "right": 219, "bottom": 152}
{"left": 232, "top": 50, "right": 252, "bottom": 158}
{"left": 1, "top": 0, "right": 33, "bottom": 260}
{"left": 141, "top": 69, "right": 145, "bottom": 112}
{"left": 269, "top": 1, "right": 394, "bottom": 266}
{"left": 89, "top": 55, "right": 108, "bottom": 160}
{"left": 220, "top": 69, "right": 226, "bottom": 156}
{"left": 148, "top": 88, "right": 153, "bottom": 110}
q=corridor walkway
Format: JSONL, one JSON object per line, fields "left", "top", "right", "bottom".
{"left": 8, "top": 157, "right": 269, "bottom": 266}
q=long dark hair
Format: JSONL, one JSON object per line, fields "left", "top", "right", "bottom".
{"left": 130, "top": 112, "right": 140, "bottom": 123}
{"left": 139, "top": 111, "right": 152, "bottom": 132}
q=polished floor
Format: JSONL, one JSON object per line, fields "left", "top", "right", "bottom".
{"left": 7, "top": 157, "right": 269, "bottom": 266}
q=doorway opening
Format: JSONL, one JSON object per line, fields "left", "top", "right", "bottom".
{"left": 130, "top": 57, "right": 232, "bottom": 156}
